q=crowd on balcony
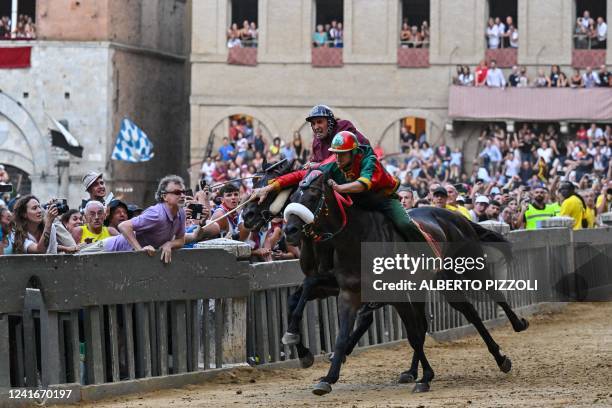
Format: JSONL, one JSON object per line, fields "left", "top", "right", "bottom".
{"left": 399, "top": 18, "right": 430, "bottom": 48}
{"left": 0, "top": 14, "right": 36, "bottom": 39}
{"left": 574, "top": 10, "right": 607, "bottom": 49}
{"left": 486, "top": 16, "right": 518, "bottom": 49}
{"left": 226, "top": 20, "right": 258, "bottom": 48}
{"left": 454, "top": 61, "right": 611, "bottom": 88}
{"left": 312, "top": 19, "right": 343, "bottom": 48}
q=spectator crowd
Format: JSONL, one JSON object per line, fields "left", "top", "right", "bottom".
{"left": 454, "top": 62, "right": 611, "bottom": 88}
{"left": 226, "top": 19, "right": 258, "bottom": 48}
{"left": 0, "top": 14, "right": 36, "bottom": 39}
{"left": 1, "top": 109, "right": 611, "bottom": 262}
{"left": 399, "top": 18, "right": 430, "bottom": 48}
{"left": 312, "top": 19, "right": 343, "bottom": 48}
{"left": 486, "top": 15, "right": 518, "bottom": 49}
{"left": 574, "top": 10, "right": 608, "bottom": 49}
{"left": 391, "top": 121, "right": 611, "bottom": 231}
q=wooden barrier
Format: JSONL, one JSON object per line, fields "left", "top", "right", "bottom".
{"left": 0, "top": 227, "right": 610, "bottom": 404}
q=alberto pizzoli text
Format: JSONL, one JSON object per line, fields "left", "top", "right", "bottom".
{"left": 372, "top": 279, "right": 538, "bottom": 291}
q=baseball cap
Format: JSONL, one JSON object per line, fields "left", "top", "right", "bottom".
{"left": 432, "top": 186, "right": 448, "bottom": 197}
{"left": 475, "top": 195, "right": 490, "bottom": 205}
{"left": 456, "top": 195, "right": 466, "bottom": 203}
{"left": 108, "top": 199, "right": 128, "bottom": 213}
{"left": 82, "top": 171, "right": 103, "bottom": 191}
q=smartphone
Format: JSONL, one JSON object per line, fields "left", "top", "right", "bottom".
{"left": 187, "top": 203, "right": 204, "bottom": 220}
{"left": 0, "top": 184, "right": 12, "bottom": 193}
{"left": 199, "top": 178, "right": 207, "bottom": 190}
{"left": 185, "top": 188, "right": 194, "bottom": 198}
{"left": 557, "top": 170, "right": 566, "bottom": 176}
{"left": 502, "top": 188, "right": 510, "bottom": 194}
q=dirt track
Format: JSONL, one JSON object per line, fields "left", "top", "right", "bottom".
{"left": 77, "top": 302, "right": 612, "bottom": 408}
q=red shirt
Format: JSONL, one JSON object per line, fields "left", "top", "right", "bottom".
{"left": 475, "top": 67, "right": 488, "bottom": 85}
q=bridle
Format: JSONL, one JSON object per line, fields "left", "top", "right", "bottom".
{"left": 301, "top": 182, "right": 353, "bottom": 242}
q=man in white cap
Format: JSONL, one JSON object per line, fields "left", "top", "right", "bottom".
{"left": 82, "top": 171, "right": 107, "bottom": 207}
{"left": 470, "top": 195, "right": 490, "bottom": 222}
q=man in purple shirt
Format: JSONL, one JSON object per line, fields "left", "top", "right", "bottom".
{"left": 82, "top": 175, "right": 187, "bottom": 263}
{"left": 307, "top": 105, "right": 370, "bottom": 163}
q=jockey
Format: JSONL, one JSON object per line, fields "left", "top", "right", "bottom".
{"left": 254, "top": 131, "right": 427, "bottom": 243}
{"left": 306, "top": 105, "right": 370, "bottom": 163}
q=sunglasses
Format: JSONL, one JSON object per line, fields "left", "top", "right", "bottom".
{"left": 164, "top": 190, "right": 186, "bottom": 196}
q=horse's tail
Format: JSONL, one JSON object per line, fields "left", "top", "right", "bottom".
{"left": 469, "top": 221, "right": 513, "bottom": 264}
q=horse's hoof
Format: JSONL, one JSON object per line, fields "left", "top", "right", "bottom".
{"left": 521, "top": 318, "right": 529, "bottom": 331}
{"left": 312, "top": 381, "right": 332, "bottom": 396}
{"left": 281, "top": 332, "right": 300, "bottom": 345}
{"left": 398, "top": 371, "right": 416, "bottom": 384}
{"left": 412, "top": 382, "right": 430, "bottom": 393}
{"left": 499, "top": 356, "right": 512, "bottom": 373}
{"left": 299, "top": 350, "right": 314, "bottom": 368}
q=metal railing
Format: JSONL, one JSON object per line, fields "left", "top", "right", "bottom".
{"left": 573, "top": 34, "right": 607, "bottom": 50}
{"left": 0, "top": 227, "right": 610, "bottom": 403}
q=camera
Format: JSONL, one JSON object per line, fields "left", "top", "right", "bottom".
{"left": 43, "top": 199, "right": 69, "bottom": 215}
{"left": 0, "top": 183, "right": 12, "bottom": 193}
{"left": 187, "top": 203, "right": 204, "bottom": 220}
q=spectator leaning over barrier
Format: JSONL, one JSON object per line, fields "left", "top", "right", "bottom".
{"left": 60, "top": 209, "right": 82, "bottom": 236}
{"left": 0, "top": 207, "right": 13, "bottom": 255}
{"left": 582, "top": 189, "right": 597, "bottom": 228}
{"left": 313, "top": 24, "right": 328, "bottom": 47}
{"left": 106, "top": 199, "right": 129, "bottom": 230}
{"left": 597, "top": 65, "right": 611, "bottom": 87}
{"left": 82, "top": 175, "right": 187, "bottom": 264}
{"left": 558, "top": 181, "right": 586, "bottom": 230}
{"left": 582, "top": 66, "right": 600, "bottom": 88}
{"left": 210, "top": 183, "right": 241, "bottom": 239}
{"left": 72, "top": 200, "right": 118, "bottom": 245}
{"left": 12, "top": 195, "right": 62, "bottom": 254}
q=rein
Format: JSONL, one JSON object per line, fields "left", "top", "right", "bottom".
{"left": 303, "top": 187, "right": 353, "bottom": 242}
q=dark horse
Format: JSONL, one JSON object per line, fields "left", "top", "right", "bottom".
{"left": 283, "top": 170, "right": 529, "bottom": 395}
{"left": 242, "top": 160, "right": 352, "bottom": 368}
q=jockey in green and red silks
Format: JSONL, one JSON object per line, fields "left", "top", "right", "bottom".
{"left": 255, "top": 131, "right": 427, "bottom": 244}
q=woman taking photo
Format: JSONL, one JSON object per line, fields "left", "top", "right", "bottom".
{"left": 12, "top": 195, "right": 60, "bottom": 254}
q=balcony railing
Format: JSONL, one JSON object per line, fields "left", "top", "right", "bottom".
{"left": 571, "top": 35, "right": 606, "bottom": 69}
{"left": 485, "top": 47, "right": 518, "bottom": 68}
{"left": 227, "top": 46, "right": 258, "bottom": 66}
{"left": 311, "top": 44, "right": 343, "bottom": 67}
{"left": 448, "top": 85, "right": 612, "bottom": 122}
{"left": 397, "top": 41, "right": 430, "bottom": 68}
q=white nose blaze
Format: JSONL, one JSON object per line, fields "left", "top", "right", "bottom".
{"left": 283, "top": 202, "right": 315, "bottom": 224}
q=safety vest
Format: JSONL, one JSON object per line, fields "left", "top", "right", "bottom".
{"left": 547, "top": 202, "right": 561, "bottom": 216}
{"left": 524, "top": 203, "right": 557, "bottom": 229}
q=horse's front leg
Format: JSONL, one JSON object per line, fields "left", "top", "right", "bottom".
{"left": 313, "top": 289, "right": 360, "bottom": 396}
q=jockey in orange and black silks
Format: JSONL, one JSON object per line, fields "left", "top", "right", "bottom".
{"left": 254, "top": 131, "right": 427, "bottom": 243}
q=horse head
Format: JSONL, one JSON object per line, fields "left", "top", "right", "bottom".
{"left": 284, "top": 169, "right": 344, "bottom": 246}
{"left": 242, "top": 159, "right": 295, "bottom": 230}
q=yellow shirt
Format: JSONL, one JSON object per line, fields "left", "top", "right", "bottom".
{"left": 559, "top": 195, "right": 584, "bottom": 230}
{"left": 446, "top": 203, "right": 472, "bottom": 220}
{"left": 80, "top": 225, "right": 112, "bottom": 244}
{"left": 596, "top": 194, "right": 611, "bottom": 213}
{"left": 584, "top": 207, "right": 596, "bottom": 229}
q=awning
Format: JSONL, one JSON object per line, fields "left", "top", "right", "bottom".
{"left": 448, "top": 85, "right": 612, "bottom": 122}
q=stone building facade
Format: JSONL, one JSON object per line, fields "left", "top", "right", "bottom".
{"left": 0, "top": 0, "right": 190, "bottom": 206}
{"left": 190, "top": 0, "right": 611, "bottom": 174}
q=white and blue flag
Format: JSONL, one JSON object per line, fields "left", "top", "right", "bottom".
{"left": 111, "top": 118, "right": 154, "bottom": 162}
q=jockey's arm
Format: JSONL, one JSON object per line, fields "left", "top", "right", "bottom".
{"left": 330, "top": 180, "right": 366, "bottom": 194}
